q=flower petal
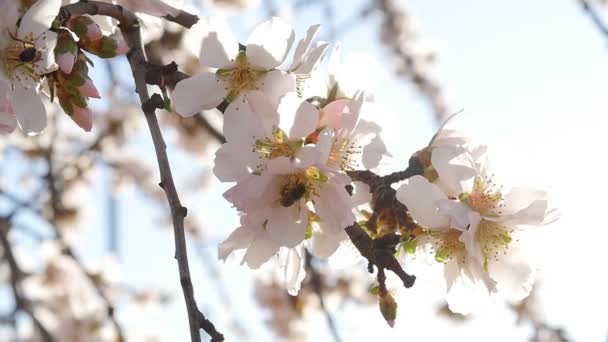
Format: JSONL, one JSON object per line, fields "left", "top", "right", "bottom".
{"left": 266, "top": 205, "right": 308, "bottom": 248}
{"left": 173, "top": 72, "right": 227, "bottom": 116}
{"left": 289, "top": 24, "right": 320, "bottom": 70}
{"left": 18, "top": 0, "right": 61, "bottom": 39}
{"left": 282, "top": 247, "right": 306, "bottom": 295}
{"left": 246, "top": 17, "right": 295, "bottom": 69}
{"left": 0, "top": 110, "right": 17, "bottom": 134}
{"left": 223, "top": 96, "right": 269, "bottom": 143}
{"left": 218, "top": 225, "right": 255, "bottom": 262}
{"left": 396, "top": 175, "right": 449, "bottom": 229}
{"left": 312, "top": 228, "right": 347, "bottom": 258}
{"left": 213, "top": 141, "right": 260, "bottom": 182}
{"left": 243, "top": 237, "right": 280, "bottom": 268}
{"left": 292, "top": 42, "right": 329, "bottom": 74}
{"left": 431, "top": 145, "right": 477, "bottom": 195}
{"left": 277, "top": 92, "right": 318, "bottom": 139}
{"left": 487, "top": 248, "right": 535, "bottom": 302}
{"left": 255, "top": 70, "right": 296, "bottom": 108}
{"left": 199, "top": 26, "right": 239, "bottom": 68}
{"left": 11, "top": 86, "right": 46, "bottom": 135}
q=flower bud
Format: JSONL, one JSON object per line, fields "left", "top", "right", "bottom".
{"left": 54, "top": 33, "right": 79, "bottom": 74}
{"left": 77, "top": 79, "right": 101, "bottom": 99}
{"left": 378, "top": 292, "right": 397, "bottom": 328}
{"left": 81, "top": 36, "right": 129, "bottom": 58}
{"left": 71, "top": 106, "right": 93, "bottom": 132}
{"left": 67, "top": 15, "right": 103, "bottom": 41}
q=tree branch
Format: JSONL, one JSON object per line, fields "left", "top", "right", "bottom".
{"left": 58, "top": 2, "right": 223, "bottom": 341}
{"left": 0, "top": 218, "right": 54, "bottom": 342}
{"left": 580, "top": 0, "right": 608, "bottom": 43}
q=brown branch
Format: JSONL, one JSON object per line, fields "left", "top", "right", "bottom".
{"left": 0, "top": 219, "right": 54, "bottom": 342}
{"left": 58, "top": 2, "right": 223, "bottom": 341}
{"left": 44, "top": 131, "right": 126, "bottom": 341}
{"left": 580, "top": 0, "right": 608, "bottom": 43}
{"left": 305, "top": 252, "right": 342, "bottom": 342}
{"left": 344, "top": 157, "right": 424, "bottom": 291}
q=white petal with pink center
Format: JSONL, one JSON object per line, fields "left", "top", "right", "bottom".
{"left": 172, "top": 17, "right": 305, "bottom": 116}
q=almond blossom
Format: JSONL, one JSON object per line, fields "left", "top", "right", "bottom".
{"left": 0, "top": 0, "right": 61, "bottom": 135}
{"left": 172, "top": 17, "right": 298, "bottom": 116}
{"left": 397, "top": 143, "right": 557, "bottom": 314}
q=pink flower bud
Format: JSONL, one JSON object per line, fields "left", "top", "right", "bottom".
{"left": 57, "top": 52, "right": 77, "bottom": 74}
{"left": 86, "top": 23, "right": 103, "bottom": 41}
{"left": 72, "top": 106, "right": 93, "bottom": 132}
{"left": 78, "top": 80, "right": 101, "bottom": 99}
{"left": 115, "top": 40, "right": 130, "bottom": 55}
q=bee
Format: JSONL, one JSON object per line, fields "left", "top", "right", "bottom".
{"left": 18, "top": 47, "right": 38, "bottom": 63}
{"left": 6, "top": 31, "right": 42, "bottom": 64}
{"left": 279, "top": 182, "right": 307, "bottom": 207}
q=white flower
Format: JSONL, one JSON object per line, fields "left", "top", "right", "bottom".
{"left": 396, "top": 144, "right": 557, "bottom": 313}
{"left": 316, "top": 91, "right": 390, "bottom": 171}
{"left": 213, "top": 91, "right": 321, "bottom": 182}
{"left": 172, "top": 17, "right": 298, "bottom": 116}
{"left": 0, "top": 0, "right": 60, "bottom": 135}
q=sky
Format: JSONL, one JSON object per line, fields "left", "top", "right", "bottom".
{"left": 3, "top": 0, "right": 608, "bottom": 341}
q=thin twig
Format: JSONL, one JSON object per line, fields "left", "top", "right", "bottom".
{"left": 580, "top": 0, "right": 608, "bottom": 42}
{"left": 0, "top": 219, "right": 54, "bottom": 342}
{"left": 57, "top": 2, "right": 223, "bottom": 341}
{"left": 305, "top": 252, "right": 342, "bottom": 342}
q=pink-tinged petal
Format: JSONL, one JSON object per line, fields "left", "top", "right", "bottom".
{"left": 316, "top": 181, "right": 355, "bottom": 229}
{"left": 396, "top": 175, "right": 450, "bottom": 230}
{"left": 173, "top": 72, "right": 227, "bottom": 116}
{"left": 291, "top": 42, "right": 330, "bottom": 74}
{"left": 487, "top": 248, "right": 535, "bottom": 302}
{"left": 0, "top": 110, "right": 17, "bottom": 134}
{"left": 78, "top": 80, "right": 101, "bottom": 99}
{"left": 86, "top": 22, "right": 103, "bottom": 41}
{"left": 266, "top": 205, "right": 308, "bottom": 248}
{"left": 277, "top": 92, "right": 318, "bottom": 139}
{"left": 431, "top": 145, "right": 477, "bottom": 196}
{"left": 311, "top": 228, "right": 347, "bottom": 258}
{"left": 266, "top": 156, "right": 294, "bottom": 175}
{"left": 243, "top": 237, "right": 280, "bottom": 269}
{"left": 218, "top": 225, "right": 255, "bottom": 262}
{"left": 255, "top": 70, "right": 296, "bottom": 108}
{"left": 115, "top": 40, "right": 130, "bottom": 54}
{"left": 71, "top": 106, "right": 93, "bottom": 132}
{"left": 11, "top": 87, "right": 46, "bottom": 135}
{"left": 199, "top": 30, "right": 239, "bottom": 69}
{"left": 223, "top": 96, "right": 268, "bottom": 143}
{"left": 223, "top": 174, "right": 276, "bottom": 210}
{"left": 245, "top": 90, "right": 279, "bottom": 130}
{"left": 18, "top": 0, "right": 61, "bottom": 39}
{"left": 246, "top": 17, "right": 295, "bottom": 69}
{"left": 290, "top": 24, "right": 320, "bottom": 70}
{"left": 56, "top": 52, "right": 76, "bottom": 74}
{"left": 320, "top": 99, "right": 348, "bottom": 129}
{"left": 315, "top": 128, "right": 333, "bottom": 165}
{"left": 213, "top": 141, "right": 260, "bottom": 182}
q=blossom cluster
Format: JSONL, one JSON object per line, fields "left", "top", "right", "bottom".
{"left": 171, "top": 18, "right": 389, "bottom": 293}
{"left": 172, "top": 16, "right": 557, "bottom": 319}
{"left": 395, "top": 117, "right": 558, "bottom": 314}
